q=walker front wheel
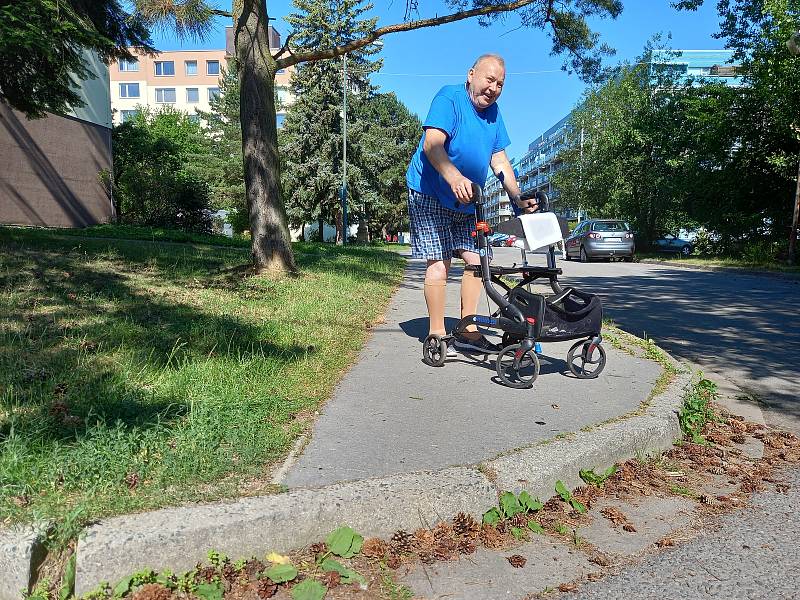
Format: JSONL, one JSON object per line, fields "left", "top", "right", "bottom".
{"left": 496, "top": 344, "right": 540, "bottom": 389}
{"left": 567, "top": 339, "right": 606, "bottom": 379}
{"left": 423, "top": 334, "right": 447, "bottom": 367}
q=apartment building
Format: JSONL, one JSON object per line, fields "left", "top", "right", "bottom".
{"left": 484, "top": 49, "right": 740, "bottom": 227}
{"left": 0, "top": 49, "right": 114, "bottom": 227}
{"left": 110, "top": 26, "right": 294, "bottom": 125}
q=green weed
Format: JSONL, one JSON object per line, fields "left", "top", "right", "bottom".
{"left": 679, "top": 376, "right": 719, "bottom": 444}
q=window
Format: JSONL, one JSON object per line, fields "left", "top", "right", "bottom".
{"left": 592, "top": 221, "right": 629, "bottom": 232}
{"left": 185, "top": 60, "right": 198, "bottom": 75}
{"left": 121, "top": 110, "right": 139, "bottom": 122}
{"left": 119, "top": 83, "right": 140, "bottom": 98}
{"left": 188, "top": 114, "right": 200, "bottom": 124}
{"left": 155, "top": 88, "right": 176, "bottom": 103}
{"left": 119, "top": 58, "right": 139, "bottom": 72}
{"left": 207, "top": 87, "right": 220, "bottom": 101}
{"left": 186, "top": 88, "right": 199, "bottom": 103}
{"left": 154, "top": 61, "right": 175, "bottom": 76}
{"left": 206, "top": 60, "right": 220, "bottom": 75}
{"left": 276, "top": 87, "right": 290, "bottom": 104}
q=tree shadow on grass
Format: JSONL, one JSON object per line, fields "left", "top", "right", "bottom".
{"left": 0, "top": 243, "right": 313, "bottom": 446}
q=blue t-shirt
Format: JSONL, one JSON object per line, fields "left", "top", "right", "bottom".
{"left": 406, "top": 84, "right": 510, "bottom": 214}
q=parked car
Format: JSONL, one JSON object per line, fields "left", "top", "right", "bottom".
{"left": 564, "top": 219, "right": 635, "bottom": 262}
{"left": 651, "top": 233, "right": 693, "bottom": 257}
{"left": 487, "top": 233, "right": 508, "bottom": 247}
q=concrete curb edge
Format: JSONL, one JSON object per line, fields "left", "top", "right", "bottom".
{"left": 69, "top": 365, "right": 691, "bottom": 595}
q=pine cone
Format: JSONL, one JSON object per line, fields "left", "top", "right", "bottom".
{"left": 510, "top": 513, "right": 528, "bottom": 529}
{"left": 480, "top": 524, "right": 505, "bottom": 549}
{"left": 412, "top": 529, "right": 435, "bottom": 553}
{"left": 432, "top": 521, "right": 453, "bottom": 540}
{"left": 130, "top": 584, "right": 173, "bottom": 600}
{"left": 506, "top": 554, "right": 527, "bottom": 568}
{"left": 452, "top": 512, "right": 480, "bottom": 539}
{"left": 255, "top": 579, "right": 278, "bottom": 599}
{"left": 418, "top": 550, "right": 435, "bottom": 564}
{"left": 361, "top": 537, "right": 388, "bottom": 558}
{"left": 386, "top": 554, "right": 402, "bottom": 569}
{"left": 309, "top": 542, "right": 327, "bottom": 555}
{"left": 390, "top": 530, "right": 414, "bottom": 554}
{"left": 320, "top": 571, "right": 341, "bottom": 589}
{"left": 434, "top": 536, "right": 458, "bottom": 561}
{"left": 457, "top": 539, "right": 477, "bottom": 555}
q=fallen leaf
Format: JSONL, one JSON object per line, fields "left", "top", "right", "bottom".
{"left": 266, "top": 552, "right": 290, "bottom": 565}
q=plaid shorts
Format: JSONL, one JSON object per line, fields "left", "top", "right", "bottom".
{"left": 407, "top": 189, "right": 476, "bottom": 260}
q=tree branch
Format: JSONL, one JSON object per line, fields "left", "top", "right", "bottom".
{"left": 273, "top": 32, "right": 297, "bottom": 60}
{"left": 210, "top": 8, "right": 233, "bottom": 18}
{"left": 275, "top": 0, "right": 540, "bottom": 69}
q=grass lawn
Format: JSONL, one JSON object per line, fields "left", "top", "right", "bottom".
{"left": 0, "top": 226, "right": 405, "bottom": 536}
{"left": 635, "top": 252, "right": 800, "bottom": 275}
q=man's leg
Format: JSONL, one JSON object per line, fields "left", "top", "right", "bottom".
{"left": 425, "top": 259, "right": 450, "bottom": 336}
{"left": 458, "top": 250, "right": 483, "bottom": 339}
{"left": 407, "top": 188, "right": 453, "bottom": 337}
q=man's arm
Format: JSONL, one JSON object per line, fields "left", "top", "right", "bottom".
{"left": 423, "top": 128, "right": 475, "bottom": 204}
{"left": 490, "top": 150, "right": 540, "bottom": 214}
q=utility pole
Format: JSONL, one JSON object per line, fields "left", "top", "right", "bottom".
{"left": 790, "top": 158, "right": 799, "bottom": 264}
{"left": 340, "top": 52, "right": 348, "bottom": 246}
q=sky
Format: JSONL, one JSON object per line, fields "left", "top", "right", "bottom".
{"left": 150, "top": 0, "right": 727, "bottom": 161}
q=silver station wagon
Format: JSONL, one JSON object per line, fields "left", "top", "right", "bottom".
{"left": 565, "top": 219, "right": 635, "bottom": 262}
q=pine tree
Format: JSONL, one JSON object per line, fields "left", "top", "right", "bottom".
{"left": 198, "top": 62, "right": 248, "bottom": 233}
{"left": 281, "top": 0, "right": 381, "bottom": 242}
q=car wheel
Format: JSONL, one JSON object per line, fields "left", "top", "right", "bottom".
{"left": 623, "top": 255, "right": 634, "bottom": 262}
{"left": 564, "top": 248, "right": 572, "bottom": 261}
{"left": 580, "top": 246, "right": 589, "bottom": 263}
{"left": 680, "top": 245, "right": 692, "bottom": 257}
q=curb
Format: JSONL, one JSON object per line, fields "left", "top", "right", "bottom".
{"left": 0, "top": 525, "right": 46, "bottom": 600}
{"left": 636, "top": 259, "right": 800, "bottom": 281}
{"left": 65, "top": 363, "right": 691, "bottom": 596}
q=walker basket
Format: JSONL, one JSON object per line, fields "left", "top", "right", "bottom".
{"left": 539, "top": 288, "right": 603, "bottom": 342}
{"left": 507, "top": 286, "right": 545, "bottom": 338}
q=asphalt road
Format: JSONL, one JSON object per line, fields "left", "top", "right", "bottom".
{"left": 493, "top": 248, "right": 800, "bottom": 434}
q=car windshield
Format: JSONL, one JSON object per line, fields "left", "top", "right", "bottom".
{"left": 593, "top": 222, "right": 628, "bottom": 232}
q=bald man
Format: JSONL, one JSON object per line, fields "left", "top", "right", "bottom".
{"left": 406, "top": 54, "right": 538, "bottom": 356}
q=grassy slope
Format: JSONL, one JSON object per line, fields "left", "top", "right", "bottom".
{"left": 0, "top": 227, "right": 405, "bottom": 527}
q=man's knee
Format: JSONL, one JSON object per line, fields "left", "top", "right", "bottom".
{"left": 426, "top": 260, "right": 449, "bottom": 281}
{"left": 459, "top": 250, "right": 480, "bottom": 266}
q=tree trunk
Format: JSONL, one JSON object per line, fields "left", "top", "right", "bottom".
{"left": 233, "top": 0, "right": 296, "bottom": 273}
{"left": 317, "top": 215, "right": 324, "bottom": 242}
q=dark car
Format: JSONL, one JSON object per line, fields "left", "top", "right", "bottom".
{"left": 564, "top": 219, "right": 635, "bottom": 262}
{"left": 652, "top": 233, "right": 693, "bottom": 257}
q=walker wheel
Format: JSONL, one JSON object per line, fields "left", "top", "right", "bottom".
{"left": 422, "top": 334, "right": 447, "bottom": 367}
{"left": 496, "top": 343, "right": 540, "bottom": 389}
{"left": 567, "top": 339, "right": 606, "bottom": 379}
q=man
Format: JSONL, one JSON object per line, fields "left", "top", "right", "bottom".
{"left": 406, "top": 54, "right": 538, "bottom": 355}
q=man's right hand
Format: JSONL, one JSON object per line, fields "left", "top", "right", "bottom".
{"left": 450, "top": 175, "right": 475, "bottom": 204}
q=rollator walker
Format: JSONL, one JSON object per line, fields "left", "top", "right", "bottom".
{"left": 421, "top": 185, "right": 606, "bottom": 389}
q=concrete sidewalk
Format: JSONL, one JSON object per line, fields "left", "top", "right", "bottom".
{"left": 282, "top": 255, "right": 662, "bottom": 488}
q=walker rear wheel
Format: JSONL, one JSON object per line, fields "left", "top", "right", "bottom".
{"left": 566, "top": 339, "right": 606, "bottom": 379}
{"left": 423, "top": 334, "right": 447, "bottom": 367}
{"left": 496, "top": 344, "right": 540, "bottom": 388}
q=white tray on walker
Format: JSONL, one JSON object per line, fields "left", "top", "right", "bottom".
{"left": 495, "top": 212, "right": 564, "bottom": 253}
